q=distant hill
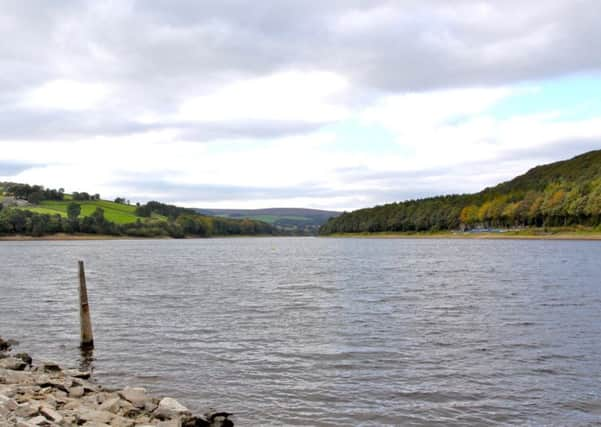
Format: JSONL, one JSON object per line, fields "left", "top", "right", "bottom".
{"left": 196, "top": 208, "right": 341, "bottom": 234}
{"left": 320, "top": 149, "right": 601, "bottom": 234}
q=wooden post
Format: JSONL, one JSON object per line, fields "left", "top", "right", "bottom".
{"left": 78, "top": 260, "right": 94, "bottom": 349}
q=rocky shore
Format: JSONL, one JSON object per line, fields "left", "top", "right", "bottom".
{"left": 0, "top": 338, "right": 233, "bottom": 427}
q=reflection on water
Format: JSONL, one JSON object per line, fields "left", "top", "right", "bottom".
{"left": 1, "top": 237, "right": 601, "bottom": 426}
{"left": 79, "top": 347, "right": 95, "bottom": 372}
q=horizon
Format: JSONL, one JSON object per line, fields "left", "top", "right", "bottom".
{"left": 1, "top": 1, "right": 601, "bottom": 211}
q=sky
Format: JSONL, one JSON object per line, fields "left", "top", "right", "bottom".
{"left": 1, "top": 0, "right": 601, "bottom": 211}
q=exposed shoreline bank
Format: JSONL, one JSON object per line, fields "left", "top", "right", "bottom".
{"left": 0, "top": 233, "right": 280, "bottom": 242}
{"left": 0, "top": 337, "right": 233, "bottom": 426}
{"left": 325, "top": 230, "right": 601, "bottom": 240}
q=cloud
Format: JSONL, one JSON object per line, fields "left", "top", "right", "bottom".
{"left": 23, "top": 80, "right": 110, "bottom": 111}
{"left": 0, "top": 161, "right": 35, "bottom": 177}
{"left": 1, "top": 1, "right": 601, "bottom": 209}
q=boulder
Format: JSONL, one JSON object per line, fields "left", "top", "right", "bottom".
{"left": 154, "top": 397, "right": 191, "bottom": 420}
{"left": 118, "top": 386, "right": 149, "bottom": 409}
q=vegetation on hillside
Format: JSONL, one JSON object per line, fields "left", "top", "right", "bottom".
{"left": 320, "top": 150, "right": 601, "bottom": 235}
{"left": 197, "top": 208, "right": 340, "bottom": 234}
{"left": 0, "top": 183, "right": 275, "bottom": 238}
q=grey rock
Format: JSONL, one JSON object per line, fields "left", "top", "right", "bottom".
{"left": 0, "top": 357, "right": 27, "bottom": 371}
{"left": 77, "top": 407, "right": 114, "bottom": 424}
{"left": 41, "top": 362, "right": 61, "bottom": 373}
{"left": 14, "top": 401, "right": 40, "bottom": 418}
{"left": 69, "top": 386, "right": 85, "bottom": 398}
{"left": 154, "top": 397, "right": 191, "bottom": 420}
{"left": 39, "top": 404, "right": 63, "bottom": 423}
{"left": 118, "top": 386, "right": 148, "bottom": 409}
{"left": 14, "top": 353, "right": 33, "bottom": 367}
{"left": 65, "top": 369, "right": 91, "bottom": 379}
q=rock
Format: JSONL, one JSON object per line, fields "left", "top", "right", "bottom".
{"left": 98, "top": 396, "right": 121, "bottom": 413}
{"left": 26, "top": 416, "right": 50, "bottom": 426}
{"left": 109, "top": 415, "right": 136, "bottom": 427}
{"left": 14, "top": 353, "right": 33, "bottom": 367}
{"left": 205, "top": 411, "right": 234, "bottom": 427}
{"left": 39, "top": 403, "right": 63, "bottom": 424}
{"left": 182, "top": 417, "right": 210, "bottom": 427}
{"left": 77, "top": 407, "right": 114, "bottom": 424}
{"left": 65, "top": 369, "right": 91, "bottom": 379}
{"left": 158, "top": 419, "right": 182, "bottom": 427}
{"left": 118, "top": 386, "right": 149, "bottom": 409}
{"left": 0, "top": 338, "right": 12, "bottom": 352}
{"left": 154, "top": 397, "right": 191, "bottom": 420}
{"left": 0, "top": 394, "right": 18, "bottom": 410}
{"left": 14, "top": 401, "right": 40, "bottom": 418}
{"left": 69, "top": 386, "right": 85, "bottom": 398}
{"left": 41, "top": 362, "right": 61, "bottom": 373}
{"left": 0, "top": 357, "right": 27, "bottom": 371}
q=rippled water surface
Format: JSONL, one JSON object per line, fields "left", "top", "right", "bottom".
{"left": 1, "top": 237, "right": 601, "bottom": 426}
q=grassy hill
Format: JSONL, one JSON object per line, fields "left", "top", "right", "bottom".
{"left": 24, "top": 200, "right": 156, "bottom": 224}
{"left": 196, "top": 207, "right": 340, "bottom": 234}
{"left": 0, "top": 184, "right": 276, "bottom": 238}
{"left": 320, "top": 149, "right": 601, "bottom": 235}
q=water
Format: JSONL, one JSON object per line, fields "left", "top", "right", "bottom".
{"left": 1, "top": 237, "right": 601, "bottom": 426}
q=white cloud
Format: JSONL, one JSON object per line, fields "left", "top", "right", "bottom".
{"left": 176, "top": 71, "right": 349, "bottom": 123}
{"left": 23, "top": 79, "right": 110, "bottom": 111}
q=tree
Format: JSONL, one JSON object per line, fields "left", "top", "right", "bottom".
{"left": 67, "top": 203, "right": 81, "bottom": 221}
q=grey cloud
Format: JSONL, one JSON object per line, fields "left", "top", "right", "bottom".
{"left": 2, "top": 0, "right": 601, "bottom": 142}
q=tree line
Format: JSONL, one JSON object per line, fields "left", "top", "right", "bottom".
{"left": 320, "top": 150, "right": 601, "bottom": 234}
{"left": 0, "top": 189, "right": 275, "bottom": 237}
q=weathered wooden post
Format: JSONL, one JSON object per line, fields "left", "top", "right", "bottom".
{"left": 78, "top": 260, "right": 94, "bottom": 349}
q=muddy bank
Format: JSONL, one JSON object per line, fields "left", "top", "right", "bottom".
{"left": 0, "top": 337, "right": 233, "bottom": 427}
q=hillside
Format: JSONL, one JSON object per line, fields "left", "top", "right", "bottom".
{"left": 320, "top": 149, "right": 601, "bottom": 235}
{"left": 196, "top": 207, "right": 340, "bottom": 234}
{"left": 0, "top": 183, "right": 275, "bottom": 238}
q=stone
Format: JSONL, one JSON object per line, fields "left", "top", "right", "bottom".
{"left": 26, "top": 416, "right": 50, "bottom": 426}
{"left": 64, "top": 369, "right": 91, "bottom": 379}
{"left": 41, "top": 362, "right": 61, "bottom": 373}
{"left": 14, "top": 353, "right": 33, "bottom": 367}
{"left": 205, "top": 411, "right": 234, "bottom": 427}
{"left": 14, "top": 401, "right": 40, "bottom": 418}
{"left": 182, "top": 417, "right": 211, "bottom": 427}
{"left": 77, "top": 407, "right": 114, "bottom": 424}
{"left": 118, "top": 386, "right": 148, "bottom": 409}
{"left": 0, "top": 338, "right": 12, "bottom": 352}
{"left": 158, "top": 419, "right": 182, "bottom": 427}
{"left": 39, "top": 403, "right": 63, "bottom": 423}
{"left": 154, "top": 397, "right": 191, "bottom": 420}
{"left": 109, "top": 415, "right": 136, "bottom": 427}
{"left": 69, "top": 386, "right": 85, "bottom": 398}
{"left": 0, "top": 394, "right": 18, "bottom": 410}
{"left": 0, "top": 357, "right": 27, "bottom": 371}
{"left": 98, "top": 396, "right": 121, "bottom": 413}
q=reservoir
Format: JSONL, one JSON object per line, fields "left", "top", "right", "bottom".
{"left": 1, "top": 237, "right": 600, "bottom": 425}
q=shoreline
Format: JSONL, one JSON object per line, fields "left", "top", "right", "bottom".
{"left": 0, "top": 233, "right": 283, "bottom": 242}
{"left": 0, "top": 337, "right": 233, "bottom": 426}
{"left": 325, "top": 230, "right": 601, "bottom": 241}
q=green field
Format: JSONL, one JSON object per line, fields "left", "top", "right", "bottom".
{"left": 20, "top": 200, "right": 161, "bottom": 224}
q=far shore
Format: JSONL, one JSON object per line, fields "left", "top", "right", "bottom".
{"left": 326, "top": 230, "right": 601, "bottom": 241}
{"left": 0, "top": 233, "right": 290, "bottom": 241}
